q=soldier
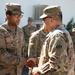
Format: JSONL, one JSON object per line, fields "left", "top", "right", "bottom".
{"left": 27, "top": 23, "right": 49, "bottom": 75}
{"left": 22, "top": 17, "right": 37, "bottom": 75}
{"left": 28, "top": 27, "right": 49, "bottom": 66}
{"left": 32, "top": 5, "right": 74, "bottom": 75}
{"left": 71, "top": 28, "right": 75, "bottom": 74}
{"left": 0, "top": 3, "right": 25, "bottom": 75}
{"left": 22, "top": 17, "right": 37, "bottom": 57}
{"left": 72, "top": 28, "right": 75, "bottom": 53}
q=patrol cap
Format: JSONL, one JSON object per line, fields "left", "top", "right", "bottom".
{"left": 28, "top": 17, "right": 33, "bottom": 22}
{"left": 5, "top": 3, "right": 23, "bottom": 14}
{"left": 40, "top": 5, "right": 61, "bottom": 19}
{"left": 72, "top": 28, "right": 75, "bottom": 32}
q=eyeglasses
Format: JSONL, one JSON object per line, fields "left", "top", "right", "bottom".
{"left": 13, "top": 14, "right": 23, "bottom": 18}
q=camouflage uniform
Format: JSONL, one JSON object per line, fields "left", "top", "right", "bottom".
{"left": 37, "top": 25, "right": 74, "bottom": 75}
{"left": 71, "top": 28, "right": 75, "bottom": 53}
{"left": 28, "top": 28, "right": 48, "bottom": 65}
{"left": 72, "top": 35, "right": 75, "bottom": 52}
{"left": 32, "top": 5, "right": 74, "bottom": 75}
{"left": 71, "top": 28, "right": 75, "bottom": 75}
{"left": 22, "top": 25, "right": 36, "bottom": 57}
{"left": 0, "top": 22, "right": 25, "bottom": 75}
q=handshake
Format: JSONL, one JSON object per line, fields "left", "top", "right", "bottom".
{"left": 24, "top": 57, "right": 36, "bottom": 67}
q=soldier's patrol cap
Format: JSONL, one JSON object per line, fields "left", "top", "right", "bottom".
{"left": 5, "top": 3, "right": 23, "bottom": 14}
{"left": 72, "top": 28, "right": 75, "bottom": 32}
{"left": 40, "top": 5, "right": 62, "bottom": 19}
{"left": 28, "top": 17, "right": 33, "bottom": 22}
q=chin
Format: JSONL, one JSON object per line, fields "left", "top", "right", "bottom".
{"left": 16, "top": 23, "right": 19, "bottom": 26}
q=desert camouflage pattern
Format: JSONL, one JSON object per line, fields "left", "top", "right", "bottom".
{"left": 38, "top": 25, "right": 74, "bottom": 75}
{"left": 71, "top": 28, "right": 75, "bottom": 53}
{"left": 71, "top": 29, "right": 75, "bottom": 75}
{"left": 28, "top": 28, "right": 48, "bottom": 65}
{"left": 72, "top": 36, "right": 75, "bottom": 52}
{"left": 22, "top": 25, "right": 37, "bottom": 57}
{"left": 5, "top": 3, "right": 23, "bottom": 14}
{"left": 0, "top": 22, "right": 25, "bottom": 75}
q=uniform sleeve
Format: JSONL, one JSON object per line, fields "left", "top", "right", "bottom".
{"left": 21, "top": 29, "right": 26, "bottom": 57}
{"left": 28, "top": 35, "right": 39, "bottom": 58}
{"left": 38, "top": 35, "right": 67, "bottom": 74}
{"left": 67, "top": 33, "right": 74, "bottom": 58}
{"left": 0, "top": 32, "right": 19, "bottom": 65}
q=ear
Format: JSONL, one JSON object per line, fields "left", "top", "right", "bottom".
{"left": 6, "top": 14, "right": 10, "bottom": 19}
{"left": 51, "top": 18, "right": 53, "bottom": 22}
{"left": 49, "top": 19, "right": 52, "bottom": 23}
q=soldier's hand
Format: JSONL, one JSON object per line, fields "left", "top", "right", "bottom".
{"left": 24, "top": 57, "right": 36, "bottom": 67}
{"left": 32, "top": 67, "right": 40, "bottom": 75}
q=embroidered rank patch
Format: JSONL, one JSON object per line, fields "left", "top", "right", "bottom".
{"left": 56, "top": 44, "right": 62, "bottom": 49}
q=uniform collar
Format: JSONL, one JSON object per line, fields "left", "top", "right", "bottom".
{"left": 46, "top": 24, "right": 65, "bottom": 37}
{"left": 5, "top": 21, "right": 17, "bottom": 33}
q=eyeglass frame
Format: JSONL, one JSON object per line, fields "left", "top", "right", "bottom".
{"left": 12, "top": 13, "right": 23, "bottom": 18}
